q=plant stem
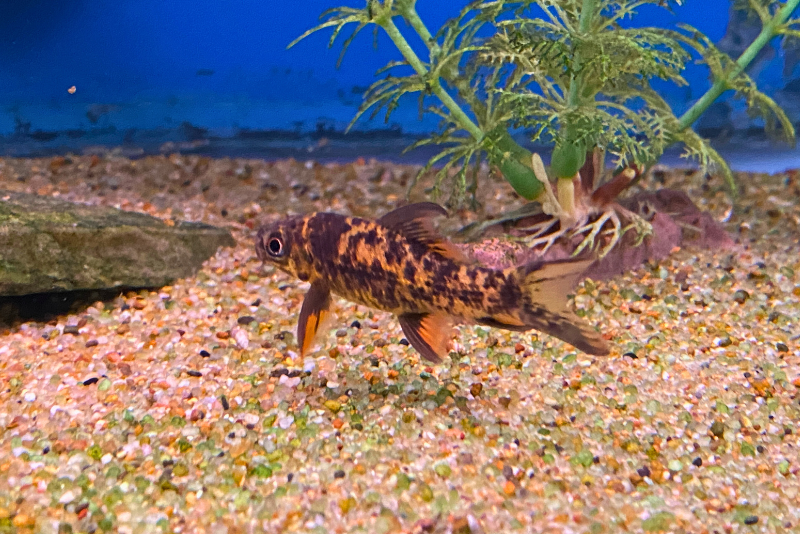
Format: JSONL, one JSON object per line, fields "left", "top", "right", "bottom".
{"left": 567, "top": 0, "right": 597, "bottom": 108}
{"left": 380, "top": 19, "right": 485, "bottom": 141}
{"left": 557, "top": 0, "right": 597, "bottom": 214}
{"left": 384, "top": 6, "right": 545, "bottom": 200}
{"left": 678, "top": 0, "right": 800, "bottom": 131}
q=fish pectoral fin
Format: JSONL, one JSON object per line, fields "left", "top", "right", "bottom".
{"left": 378, "top": 202, "right": 472, "bottom": 264}
{"left": 397, "top": 312, "right": 453, "bottom": 364}
{"left": 297, "top": 281, "right": 332, "bottom": 356}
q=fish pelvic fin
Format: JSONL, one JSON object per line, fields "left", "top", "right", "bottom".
{"left": 516, "top": 257, "right": 610, "bottom": 356}
{"left": 379, "top": 202, "right": 472, "bottom": 264}
{"left": 397, "top": 312, "right": 453, "bottom": 363}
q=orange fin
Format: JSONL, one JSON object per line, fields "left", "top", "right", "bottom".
{"left": 379, "top": 202, "right": 471, "bottom": 263}
{"left": 397, "top": 312, "right": 453, "bottom": 363}
{"left": 476, "top": 313, "right": 527, "bottom": 331}
{"left": 297, "top": 281, "right": 332, "bottom": 356}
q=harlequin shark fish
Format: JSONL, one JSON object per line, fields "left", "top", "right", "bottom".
{"left": 255, "top": 202, "right": 608, "bottom": 362}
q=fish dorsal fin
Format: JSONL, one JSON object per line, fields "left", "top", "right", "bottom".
{"left": 378, "top": 202, "right": 470, "bottom": 263}
{"left": 516, "top": 257, "right": 594, "bottom": 315}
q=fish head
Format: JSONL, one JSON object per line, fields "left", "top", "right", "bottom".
{"left": 255, "top": 216, "right": 314, "bottom": 281}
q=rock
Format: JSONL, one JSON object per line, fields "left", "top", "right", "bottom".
{"left": 0, "top": 191, "right": 234, "bottom": 296}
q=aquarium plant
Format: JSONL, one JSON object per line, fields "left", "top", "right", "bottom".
{"left": 291, "top": 0, "right": 800, "bottom": 256}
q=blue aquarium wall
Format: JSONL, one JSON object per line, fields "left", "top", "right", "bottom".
{"left": 1, "top": 0, "right": 799, "bottom": 167}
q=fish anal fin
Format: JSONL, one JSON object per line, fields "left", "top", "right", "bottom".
{"left": 517, "top": 257, "right": 594, "bottom": 314}
{"left": 397, "top": 312, "right": 453, "bottom": 363}
{"left": 298, "top": 281, "right": 332, "bottom": 356}
{"left": 476, "top": 313, "right": 527, "bottom": 331}
{"left": 379, "top": 202, "right": 471, "bottom": 263}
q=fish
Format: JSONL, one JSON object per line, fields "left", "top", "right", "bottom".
{"left": 255, "top": 202, "right": 609, "bottom": 362}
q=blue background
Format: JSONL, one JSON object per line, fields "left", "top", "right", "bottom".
{"left": 1, "top": 1, "right": 798, "bottom": 168}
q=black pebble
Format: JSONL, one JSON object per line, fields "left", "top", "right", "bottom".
{"left": 776, "top": 342, "right": 789, "bottom": 353}
{"left": 85, "top": 340, "right": 99, "bottom": 348}
{"left": 334, "top": 470, "right": 345, "bottom": 479}
{"left": 287, "top": 473, "right": 294, "bottom": 482}
{"left": 399, "top": 339, "right": 409, "bottom": 346}
{"left": 744, "top": 516, "right": 758, "bottom": 525}
{"left": 251, "top": 298, "right": 261, "bottom": 307}
{"left": 186, "top": 370, "right": 202, "bottom": 377}
{"left": 82, "top": 377, "right": 99, "bottom": 386}
{"left": 623, "top": 352, "right": 638, "bottom": 359}
{"left": 199, "top": 350, "right": 211, "bottom": 358}
{"left": 220, "top": 395, "right": 229, "bottom": 410}
{"left": 42, "top": 446, "right": 50, "bottom": 454}
{"left": 692, "top": 457, "right": 702, "bottom": 467}
{"left": 237, "top": 316, "right": 255, "bottom": 325}
{"left": 63, "top": 326, "right": 80, "bottom": 335}
{"left": 350, "top": 320, "right": 361, "bottom": 329}
{"left": 637, "top": 466, "right": 651, "bottom": 477}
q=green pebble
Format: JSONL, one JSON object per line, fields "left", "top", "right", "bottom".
{"left": 98, "top": 378, "right": 111, "bottom": 391}
{"left": 87, "top": 445, "right": 103, "bottom": 461}
{"left": 572, "top": 450, "right": 594, "bottom": 468}
{"left": 667, "top": 460, "right": 683, "bottom": 472}
{"left": 778, "top": 460, "right": 790, "bottom": 475}
{"left": 434, "top": 463, "right": 452, "bottom": 478}
{"left": 418, "top": 483, "right": 434, "bottom": 502}
{"left": 710, "top": 421, "right": 725, "bottom": 437}
{"left": 740, "top": 442, "right": 756, "bottom": 456}
{"left": 173, "top": 463, "right": 188, "bottom": 477}
{"left": 395, "top": 472, "right": 411, "bottom": 491}
{"left": 323, "top": 400, "right": 341, "bottom": 412}
{"left": 252, "top": 464, "right": 273, "bottom": 478}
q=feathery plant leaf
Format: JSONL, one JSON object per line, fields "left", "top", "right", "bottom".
{"left": 292, "top": 0, "right": 799, "bottom": 204}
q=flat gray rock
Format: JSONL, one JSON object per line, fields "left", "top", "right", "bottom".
{"left": 0, "top": 191, "right": 235, "bottom": 296}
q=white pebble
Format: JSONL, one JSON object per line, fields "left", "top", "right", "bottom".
{"left": 278, "top": 415, "right": 294, "bottom": 429}
{"left": 233, "top": 327, "right": 249, "bottom": 349}
{"left": 278, "top": 375, "right": 300, "bottom": 388}
{"left": 23, "top": 392, "right": 36, "bottom": 402}
{"left": 59, "top": 490, "right": 76, "bottom": 504}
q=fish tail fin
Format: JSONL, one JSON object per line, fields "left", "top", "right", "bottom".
{"left": 516, "top": 257, "right": 609, "bottom": 355}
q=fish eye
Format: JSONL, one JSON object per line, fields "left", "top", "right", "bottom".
{"left": 267, "top": 236, "right": 284, "bottom": 257}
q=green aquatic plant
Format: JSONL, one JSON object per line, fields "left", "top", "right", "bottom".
{"left": 291, "top": 0, "right": 800, "bottom": 255}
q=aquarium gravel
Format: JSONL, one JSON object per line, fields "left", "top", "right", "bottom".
{"left": 0, "top": 155, "right": 798, "bottom": 533}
